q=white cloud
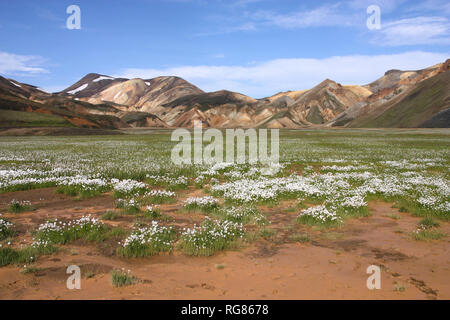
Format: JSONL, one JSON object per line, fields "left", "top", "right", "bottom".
{"left": 252, "top": 4, "right": 357, "bottom": 29}
{"left": 116, "top": 51, "right": 448, "bottom": 98}
{"left": 405, "top": 0, "right": 450, "bottom": 15}
{"left": 199, "top": 1, "right": 450, "bottom": 48}
{"left": 195, "top": 22, "right": 256, "bottom": 36}
{"left": 372, "top": 16, "right": 450, "bottom": 46}
{"left": 229, "top": 0, "right": 265, "bottom": 8}
{"left": 348, "top": 0, "right": 407, "bottom": 13}
{"left": 0, "top": 51, "right": 48, "bottom": 76}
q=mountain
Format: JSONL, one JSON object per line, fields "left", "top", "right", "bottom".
{"left": 284, "top": 79, "right": 372, "bottom": 125}
{"left": 59, "top": 73, "right": 128, "bottom": 98}
{"left": 347, "top": 66, "right": 450, "bottom": 128}
{"left": 329, "top": 59, "right": 450, "bottom": 128}
{"left": 61, "top": 74, "right": 204, "bottom": 110}
{"left": 0, "top": 76, "right": 128, "bottom": 130}
{"left": 1, "top": 59, "right": 449, "bottom": 133}
{"left": 0, "top": 76, "right": 50, "bottom": 100}
{"left": 159, "top": 90, "right": 257, "bottom": 127}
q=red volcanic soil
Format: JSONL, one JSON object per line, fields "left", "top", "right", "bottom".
{"left": 0, "top": 188, "right": 449, "bottom": 300}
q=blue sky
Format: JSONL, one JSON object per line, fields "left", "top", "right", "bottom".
{"left": 0, "top": 0, "right": 449, "bottom": 98}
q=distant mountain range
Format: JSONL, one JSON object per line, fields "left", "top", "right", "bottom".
{"left": 0, "top": 59, "right": 448, "bottom": 133}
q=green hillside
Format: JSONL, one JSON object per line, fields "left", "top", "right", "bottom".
{"left": 350, "top": 71, "right": 449, "bottom": 128}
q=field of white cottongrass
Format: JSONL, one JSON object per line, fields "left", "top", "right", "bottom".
{"left": 0, "top": 129, "right": 449, "bottom": 269}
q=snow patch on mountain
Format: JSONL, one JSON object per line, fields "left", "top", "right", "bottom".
{"left": 10, "top": 81, "right": 21, "bottom": 88}
{"left": 67, "top": 83, "right": 88, "bottom": 95}
{"left": 93, "top": 76, "right": 115, "bottom": 82}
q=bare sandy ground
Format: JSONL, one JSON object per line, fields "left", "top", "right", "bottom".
{"left": 0, "top": 188, "right": 449, "bottom": 300}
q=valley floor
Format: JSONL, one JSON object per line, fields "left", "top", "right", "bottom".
{"left": 0, "top": 129, "right": 448, "bottom": 300}
{"left": 0, "top": 186, "right": 449, "bottom": 300}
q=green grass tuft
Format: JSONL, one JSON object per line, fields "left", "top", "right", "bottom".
{"left": 111, "top": 269, "right": 137, "bottom": 287}
{"left": 0, "top": 245, "right": 56, "bottom": 267}
{"left": 8, "top": 200, "right": 32, "bottom": 213}
{"left": 412, "top": 229, "right": 445, "bottom": 241}
{"left": 418, "top": 217, "right": 440, "bottom": 229}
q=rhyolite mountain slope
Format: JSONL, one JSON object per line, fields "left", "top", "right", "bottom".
{"left": 0, "top": 76, "right": 165, "bottom": 130}
{"left": 59, "top": 73, "right": 128, "bottom": 98}
{"left": 329, "top": 60, "right": 450, "bottom": 128}
{"left": 0, "top": 76, "right": 50, "bottom": 101}
{"left": 1, "top": 59, "right": 449, "bottom": 131}
{"left": 283, "top": 80, "right": 372, "bottom": 126}
{"left": 347, "top": 65, "right": 450, "bottom": 128}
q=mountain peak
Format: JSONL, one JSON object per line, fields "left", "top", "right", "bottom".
{"left": 318, "top": 78, "right": 338, "bottom": 86}
{"left": 384, "top": 69, "right": 402, "bottom": 76}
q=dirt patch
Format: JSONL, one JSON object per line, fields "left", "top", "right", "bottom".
{"left": 371, "top": 248, "right": 410, "bottom": 262}
{"left": 247, "top": 242, "right": 281, "bottom": 258}
{"left": 34, "top": 263, "right": 113, "bottom": 281}
{"left": 409, "top": 277, "right": 438, "bottom": 297}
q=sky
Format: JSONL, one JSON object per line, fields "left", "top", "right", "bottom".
{"left": 0, "top": 0, "right": 449, "bottom": 98}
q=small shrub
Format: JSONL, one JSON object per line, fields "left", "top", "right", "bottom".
{"left": 0, "top": 215, "right": 15, "bottom": 240}
{"left": 0, "top": 244, "right": 56, "bottom": 267}
{"left": 0, "top": 247, "right": 19, "bottom": 266}
{"left": 8, "top": 199, "right": 32, "bottom": 213}
{"left": 55, "top": 177, "right": 110, "bottom": 198}
{"left": 183, "top": 196, "right": 219, "bottom": 213}
{"left": 115, "top": 198, "right": 141, "bottom": 214}
{"left": 143, "top": 190, "right": 176, "bottom": 204}
{"left": 418, "top": 217, "right": 440, "bottom": 229}
{"left": 412, "top": 217, "right": 444, "bottom": 240}
{"left": 112, "top": 179, "right": 148, "bottom": 198}
{"left": 56, "top": 185, "right": 106, "bottom": 198}
{"left": 146, "top": 175, "right": 189, "bottom": 191}
{"left": 117, "top": 221, "right": 176, "bottom": 258}
{"left": 34, "top": 215, "right": 108, "bottom": 245}
{"left": 143, "top": 206, "right": 161, "bottom": 219}
{"left": 111, "top": 269, "right": 136, "bottom": 287}
{"left": 215, "top": 206, "right": 267, "bottom": 225}
{"left": 20, "top": 265, "right": 41, "bottom": 274}
{"left": 337, "top": 195, "right": 369, "bottom": 217}
{"left": 412, "top": 229, "right": 445, "bottom": 241}
{"left": 180, "top": 217, "right": 245, "bottom": 256}
{"left": 297, "top": 205, "right": 341, "bottom": 227}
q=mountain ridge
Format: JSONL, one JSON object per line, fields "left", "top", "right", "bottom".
{"left": 1, "top": 58, "right": 449, "bottom": 132}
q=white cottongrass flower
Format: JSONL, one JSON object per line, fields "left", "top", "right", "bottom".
{"left": 341, "top": 195, "right": 367, "bottom": 208}
{"left": 298, "top": 205, "right": 341, "bottom": 223}
{"left": 113, "top": 179, "right": 147, "bottom": 194}
{"left": 146, "top": 190, "right": 176, "bottom": 198}
{"left": 184, "top": 196, "right": 218, "bottom": 207}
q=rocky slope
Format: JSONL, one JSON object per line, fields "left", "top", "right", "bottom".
{"left": 329, "top": 60, "right": 450, "bottom": 128}
{"left": 59, "top": 73, "right": 128, "bottom": 98}
{"left": 0, "top": 76, "right": 128, "bottom": 129}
